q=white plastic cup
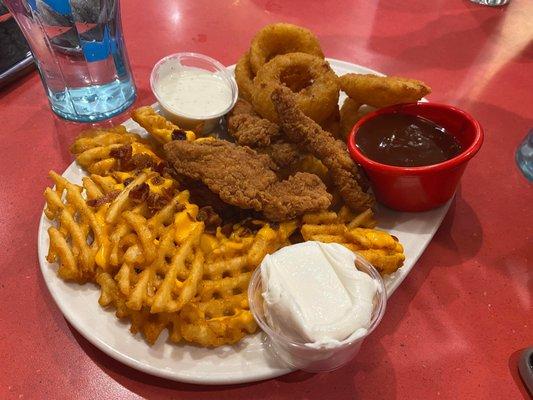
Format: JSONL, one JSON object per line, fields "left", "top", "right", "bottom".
{"left": 150, "top": 52, "right": 238, "bottom": 134}
{"left": 248, "top": 252, "right": 387, "bottom": 372}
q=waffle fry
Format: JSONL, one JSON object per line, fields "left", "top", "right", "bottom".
{"left": 132, "top": 106, "right": 196, "bottom": 143}
{"left": 301, "top": 208, "right": 405, "bottom": 274}
{"left": 45, "top": 171, "right": 110, "bottom": 282}
{"left": 116, "top": 196, "right": 205, "bottom": 313}
{"left": 70, "top": 126, "right": 162, "bottom": 176}
{"left": 180, "top": 221, "right": 297, "bottom": 346}
{"left": 96, "top": 272, "right": 183, "bottom": 344}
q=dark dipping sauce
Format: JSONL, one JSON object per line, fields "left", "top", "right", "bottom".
{"left": 356, "top": 114, "right": 463, "bottom": 167}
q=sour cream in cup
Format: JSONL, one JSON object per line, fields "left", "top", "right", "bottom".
{"left": 248, "top": 241, "right": 387, "bottom": 372}
{"left": 150, "top": 52, "right": 238, "bottom": 134}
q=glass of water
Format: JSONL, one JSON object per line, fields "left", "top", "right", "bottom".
{"left": 4, "top": 0, "right": 136, "bottom": 122}
{"left": 516, "top": 130, "right": 533, "bottom": 181}
{"left": 470, "top": 0, "right": 510, "bottom": 6}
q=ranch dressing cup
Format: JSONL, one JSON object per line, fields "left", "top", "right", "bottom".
{"left": 150, "top": 52, "right": 238, "bottom": 134}
{"left": 248, "top": 246, "right": 387, "bottom": 372}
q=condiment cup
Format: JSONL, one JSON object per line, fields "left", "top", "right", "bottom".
{"left": 347, "top": 102, "right": 484, "bottom": 211}
{"left": 150, "top": 52, "right": 238, "bottom": 134}
{"left": 248, "top": 253, "right": 387, "bottom": 372}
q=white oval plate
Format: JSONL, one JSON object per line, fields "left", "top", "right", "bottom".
{"left": 37, "top": 59, "right": 451, "bottom": 385}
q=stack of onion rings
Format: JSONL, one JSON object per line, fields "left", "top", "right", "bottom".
{"left": 234, "top": 23, "right": 340, "bottom": 128}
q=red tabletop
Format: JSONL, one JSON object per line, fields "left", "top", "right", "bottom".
{"left": 1, "top": 0, "right": 532, "bottom": 399}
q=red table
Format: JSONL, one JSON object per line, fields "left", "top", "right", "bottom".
{"left": 1, "top": 1, "right": 532, "bottom": 399}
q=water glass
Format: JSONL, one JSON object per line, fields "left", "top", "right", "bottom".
{"left": 4, "top": 0, "right": 136, "bottom": 122}
{"left": 470, "top": 0, "right": 510, "bottom": 6}
{"left": 516, "top": 130, "right": 533, "bottom": 181}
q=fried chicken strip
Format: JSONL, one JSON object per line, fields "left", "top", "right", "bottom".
{"left": 271, "top": 86, "right": 375, "bottom": 211}
{"left": 227, "top": 99, "right": 280, "bottom": 147}
{"left": 227, "top": 99, "right": 302, "bottom": 168}
{"left": 164, "top": 139, "right": 331, "bottom": 221}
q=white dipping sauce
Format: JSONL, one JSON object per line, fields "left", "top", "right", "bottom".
{"left": 156, "top": 68, "right": 233, "bottom": 117}
{"left": 260, "top": 241, "right": 378, "bottom": 348}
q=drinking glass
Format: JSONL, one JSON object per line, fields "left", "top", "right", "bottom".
{"left": 516, "top": 130, "right": 533, "bottom": 181}
{"left": 470, "top": 0, "right": 510, "bottom": 6}
{"left": 4, "top": 0, "right": 136, "bottom": 122}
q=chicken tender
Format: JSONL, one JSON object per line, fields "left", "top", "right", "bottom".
{"left": 227, "top": 99, "right": 281, "bottom": 147}
{"left": 227, "top": 99, "right": 302, "bottom": 169}
{"left": 164, "top": 139, "right": 331, "bottom": 221}
{"left": 271, "top": 86, "right": 374, "bottom": 211}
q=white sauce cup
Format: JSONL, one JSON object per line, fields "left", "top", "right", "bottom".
{"left": 150, "top": 52, "right": 238, "bottom": 134}
{"left": 248, "top": 252, "right": 387, "bottom": 372}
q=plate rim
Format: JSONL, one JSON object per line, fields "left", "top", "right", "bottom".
{"left": 37, "top": 58, "right": 449, "bottom": 385}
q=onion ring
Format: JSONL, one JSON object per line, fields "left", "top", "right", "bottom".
{"left": 339, "top": 73, "right": 431, "bottom": 108}
{"left": 252, "top": 52, "right": 339, "bottom": 123}
{"left": 249, "top": 23, "right": 324, "bottom": 74}
{"left": 235, "top": 52, "right": 255, "bottom": 103}
{"left": 339, "top": 97, "right": 364, "bottom": 140}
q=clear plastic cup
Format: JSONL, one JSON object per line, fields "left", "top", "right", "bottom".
{"left": 248, "top": 252, "right": 387, "bottom": 372}
{"left": 150, "top": 52, "right": 238, "bottom": 134}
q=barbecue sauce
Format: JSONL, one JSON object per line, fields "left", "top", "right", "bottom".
{"left": 356, "top": 114, "right": 462, "bottom": 167}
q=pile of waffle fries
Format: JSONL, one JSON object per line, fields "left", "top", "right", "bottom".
{"left": 43, "top": 106, "right": 405, "bottom": 347}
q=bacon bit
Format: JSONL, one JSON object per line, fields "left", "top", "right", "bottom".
{"left": 269, "top": 221, "right": 280, "bottom": 229}
{"left": 146, "top": 193, "right": 169, "bottom": 213}
{"left": 123, "top": 177, "right": 134, "bottom": 187}
{"left": 240, "top": 227, "right": 253, "bottom": 236}
{"left": 220, "top": 223, "right": 233, "bottom": 237}
{"left": 150, "top": 175, "right": 164, "bottom": 186}
{"left": 161, "top": 181, "right": 179, "bottom": 199}
{"left": 197, "top": 206, "right": 222, "bottom": 233}
{"left": 110, "top": 144, "right": 132, "bottom": 160}
{"left": 110, "top": 145, "right": 133, "bottom": 170}
{"left": 128, "top": 182, "right": 149, "bottom": 203}
{"left": 87, "top": 190, "right": 121, "bottom": 207}
{"left": 154, "top": 162, "right": 166, "bottom": 175}
{"left": 130, "top": 153, "right": 156, "bottom": 170}
{"left": 171, "top": 129, "right": 187, "bottom": 141}
{"left": 240, "top": 218, "right": 262, "bottom": 233}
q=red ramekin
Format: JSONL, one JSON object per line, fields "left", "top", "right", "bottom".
{"left": 347, "top": 102, "right": 484, "bottom": 212}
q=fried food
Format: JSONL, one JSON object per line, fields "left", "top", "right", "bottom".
{"left": 249, "top": 23, "right": 324, "bottom": 74}
{"left": 271, "top": 86, "right": 375, "bottom": 211}
{"left": 234, "top": 52, "right": 255, "bottom": 103}
{"left": 45, "top": 171, "right": 109, "bottom": 283}
{"left": 131, "top": 106, "right": 196, "bottom": 143}
{"left": 339, "top": 73, "right": 431, "bottom": 108}
{"left": 339, "top": 97, "right": 364, "bottom": 140}
{"left": 252, "top": 52, "right": 339, "bottom": 123}
{"left": 227, "top": 98, "right": 281, "bottom": 147}
{"left": 227, "top": 99, "right": 302, "bottom": 169}
{"left": 258, "top": 141, "right": 303, "bottom": 169}
{"left": 300, "top": 208, "right": 405, "bottom": 274}
{"left": 96, "top": 271, "right": 185, "bottom": 344}
{"left": 320, "top": 105, "right": 341, "bottom": 138}
{"left": 180, "top": 221, "right": 296, "bottom": 346}
{"left": 164, "top": 138, "right": 332, "bottom": 221}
